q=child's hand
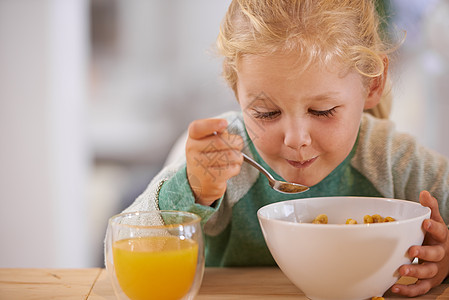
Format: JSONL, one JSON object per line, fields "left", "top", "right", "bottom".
{"left": 391, "top": 190, "right": 449, "bottom": 297}
{"left": 185, "top": 118, "right": 244, "bottom": 206}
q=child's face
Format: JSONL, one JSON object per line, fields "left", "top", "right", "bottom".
{"left": 237, "top": 54, "right": 369, "bottom": 187}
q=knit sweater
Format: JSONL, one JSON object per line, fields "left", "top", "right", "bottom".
{"left": 124, "top": 111, "right": 449, "bottom": 266}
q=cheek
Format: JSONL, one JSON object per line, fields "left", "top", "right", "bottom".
{"left": 242, "top": 117, "right": 281, "bottom": 154}
{"left": 317, "top": 119, "right": 360, "bottom": 156}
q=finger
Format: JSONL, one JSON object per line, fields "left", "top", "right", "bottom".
{"left": 187, "top": 135, "right": 244, "bottom": 157}
{"left": 391, "top": 279, "right": 433, "bottom": 297}
{"left": 214, "top": 161, "right": 242, "bottom": 178}
{"left": 205, "top": 150, "right": 244, "bottom": 168}
{"left": 189, "top": 177, "right": 227, "bottom": 205}
{"left": 197, "top": 163, "right": 242, "bottom": 184}
{"left": 217, "top": 132, "right": 245, "bottom": 151}
{"left": 399, "top": 261, "right": 438, "bottom": 279}
{"left": 423, "top": 218, "right": 448, "bottom": 244}
{"left": 412, "top": 244, "right": 446, "bottom": 262}
{"left": 420, "top": 190, "right": 445, "bottom": 223}
{"left": 188, "top": 118, "right": 228, "bottom": 139}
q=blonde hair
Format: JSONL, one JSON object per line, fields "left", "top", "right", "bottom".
{"left": 216, "top": 0, "right": 396, "bottom": 119}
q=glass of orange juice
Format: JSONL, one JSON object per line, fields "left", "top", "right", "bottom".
{"left": 105, "top": 210, "right": 204, "bottom": 300}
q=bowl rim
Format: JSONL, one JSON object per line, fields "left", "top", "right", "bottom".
{"left": 257, "top": 196, "right": 431, "bottom": 228}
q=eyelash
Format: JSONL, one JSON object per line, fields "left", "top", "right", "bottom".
{"left": 309, "top": 107, "right": 337, "bottom": 118}
{"left": 252, "top": 111, "right": 281, "bottom": 120}
{"left": 252, "top": 107, "right": 337, "bottom": 120}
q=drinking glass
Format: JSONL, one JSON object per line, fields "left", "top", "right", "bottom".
{"left": 105, "top": 210, "right": 204, "bottom": 300}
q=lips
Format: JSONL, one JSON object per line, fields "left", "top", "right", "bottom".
{"left": 286, "top": 157, "right": 317, "bottom": 169}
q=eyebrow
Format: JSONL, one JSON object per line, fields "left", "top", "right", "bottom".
{"left": 249, "top": 92, "right": 271, "bottom": 101}
{"left": 248, "top": 91, "right": 341, "bottom": 104}
{"left": 304, "top": 92, "right": 341, "bottom": 102}
{"left": 246, "top": 92, "right": 279, "bottom": 108}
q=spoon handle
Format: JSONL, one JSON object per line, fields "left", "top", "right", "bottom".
{"left": 242, "top": 153, "right": 275, "bottom": 182}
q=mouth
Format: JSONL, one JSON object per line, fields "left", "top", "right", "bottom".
{"left": 286, "top": 157, "right": 317, "bottom": 169}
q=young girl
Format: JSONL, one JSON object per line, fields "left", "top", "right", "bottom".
{"left": 124, "top": 0, "right": 449, "bottom": 297}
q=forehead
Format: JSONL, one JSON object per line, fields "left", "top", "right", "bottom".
{"left": 235, "top": 53, "right": 365, "bottom": 104}
{"left": 239, "top": 53, "right": 302, "bottom": 76}
{"left": 237, "top": 53, "right": 349, "bottom": 81}
{"left": 237, "top": 53, "right": 360, "bottom": 89}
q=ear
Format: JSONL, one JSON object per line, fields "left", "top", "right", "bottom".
{"left": 364, "top": 55, "right": 389, "bottom": 109}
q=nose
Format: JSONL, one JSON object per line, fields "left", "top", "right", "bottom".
{"left": 283, "top": 118, "right": 311, "bottom": 149}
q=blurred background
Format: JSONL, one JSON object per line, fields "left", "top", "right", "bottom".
{"left": 0, "top": 0, "right": 448, "bottom": 268}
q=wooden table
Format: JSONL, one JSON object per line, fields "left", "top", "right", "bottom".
{"left": 1, "top": 267, "right": 449, "bottom": 299}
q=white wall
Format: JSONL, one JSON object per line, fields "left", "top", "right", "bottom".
{"left": 90, "top": 0, "right": 237, "bottom": 165}
{"left": 390, "top": 0, "right": 449, "bottom": 157}
{"left": 0, "top": 0, "right": 91, "bottom": 267}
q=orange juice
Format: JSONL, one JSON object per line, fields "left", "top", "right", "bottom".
{"left": 112, "top": 235, "right": 198, "bottom": 300}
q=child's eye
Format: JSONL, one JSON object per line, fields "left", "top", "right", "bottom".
{"left": 309, "top": 107, "right": 337, "bottom": 118}
{"left": 252, "top": 110, "right": 281, "bottom": 120}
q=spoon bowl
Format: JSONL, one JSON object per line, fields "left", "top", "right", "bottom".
{"left": 242, "top": 153, "right": 309, "bottom": 194}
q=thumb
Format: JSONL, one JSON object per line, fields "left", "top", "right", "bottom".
{"left": 188, "top": 118, "right": 228, "bottom": 139}
{"left": 420, "top": 190, "right": 444, "bottom": 223}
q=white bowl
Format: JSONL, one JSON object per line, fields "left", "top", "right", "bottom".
{"left": 257, "top": 197, "right": 430, "bottom": 300}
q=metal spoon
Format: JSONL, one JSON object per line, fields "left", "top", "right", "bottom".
{"left": 242, "top": 153, "right": 309, "bottom": 194}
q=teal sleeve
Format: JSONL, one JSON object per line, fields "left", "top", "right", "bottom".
{"left": 158, "top": 166, "right": 224, "bottom": 226}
